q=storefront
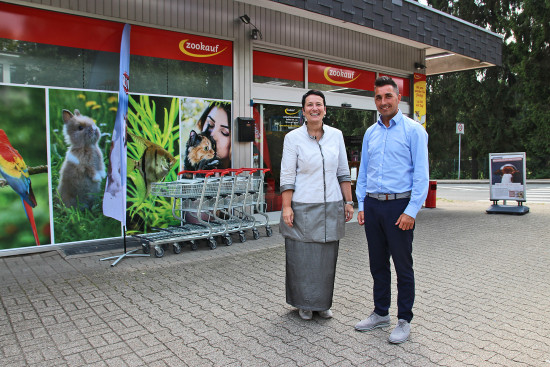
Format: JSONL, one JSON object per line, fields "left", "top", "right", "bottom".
{"left": 0, "top": 0, "right": 502, "bottom": 253}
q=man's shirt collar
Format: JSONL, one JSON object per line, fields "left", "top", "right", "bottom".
{"left": 377, "top": 109, "right": 403, "bottom": 128}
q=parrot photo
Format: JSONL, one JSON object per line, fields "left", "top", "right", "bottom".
{"left": 0, "top": 129, "right": 40, "bottom": 246}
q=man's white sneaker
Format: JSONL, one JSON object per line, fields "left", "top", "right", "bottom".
{"left": 355, "top": 312, "right": 390, "bottom": 331}
{"left": 388, "top": 319, "right": 410, "bottom": 344}
{"left": 298, "top": 309, "right": 313, "bottom": 320}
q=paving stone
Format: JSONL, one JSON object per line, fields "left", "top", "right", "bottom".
{"left": 1, "top": 201, "right": 550, "bottom": 366}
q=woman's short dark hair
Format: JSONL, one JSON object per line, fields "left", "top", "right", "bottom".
{"left": 301, "top": 90, "right": 326, "bottom": 108}
{"left": 374, "top": 76, "right": 399, "bottom": 95}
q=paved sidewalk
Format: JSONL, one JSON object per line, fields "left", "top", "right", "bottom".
{"left": 1, "top": 200, "right": 550, "bottom": 366}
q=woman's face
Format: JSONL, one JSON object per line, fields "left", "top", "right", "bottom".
{"left": 302, "top": 95, "right": 326, "bottom": 124}
{"left": 203, "top": 106, "right": 231, "bottom": 160}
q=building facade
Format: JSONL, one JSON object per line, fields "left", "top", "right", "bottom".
{"left": 0, "top": 0, "right": 502, "bottom": 252}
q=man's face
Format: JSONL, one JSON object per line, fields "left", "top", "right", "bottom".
{"left": 374, "top": 84, "right": 401, "bottom": 122}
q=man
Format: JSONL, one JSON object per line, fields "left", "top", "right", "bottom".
{"left": 354, "top": 76, "right": 429, "bottom": 344}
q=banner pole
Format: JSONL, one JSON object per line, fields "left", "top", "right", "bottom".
{"left": 99, "top": 23, "right": 148, "bottom": 266}
{"left": 101, "top": 225, "right": 147, "bottom": 266}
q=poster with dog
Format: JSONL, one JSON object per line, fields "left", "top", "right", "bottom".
{"left": 489, "top": 152, "right": 526, "bottom": 201}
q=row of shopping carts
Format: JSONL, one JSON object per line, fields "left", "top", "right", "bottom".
{"left": 132, "top": 168, "right": 273, "bottom": 258}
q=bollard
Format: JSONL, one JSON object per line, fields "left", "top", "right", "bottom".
{"left": 425, "top": 180, "right": 437, "bottom": 208}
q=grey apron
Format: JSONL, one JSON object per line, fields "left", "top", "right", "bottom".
{"left": 285, "top": 239, "right": 339, "bottom": 311}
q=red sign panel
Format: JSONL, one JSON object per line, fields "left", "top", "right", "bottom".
{"left": 0, "top": 3, "right": 232, "bottom": 66}
{"left": 131, "top": 26, "right": 232, "bottom": 66}
{"left": 379, "top": 73, "right": 411, "bottom": 97}
{"left": 253, "top": 51, "right": 304, "bottom": 82}
{"left": 0, "top": 3, "right": 123, "bottom": 52}
{"left": 308, "top": 61, "right": 375, "bottom": 91}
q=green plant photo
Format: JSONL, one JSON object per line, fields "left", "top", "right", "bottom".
{"left": 126, "top": 94, "right": 180, "bottom": 234}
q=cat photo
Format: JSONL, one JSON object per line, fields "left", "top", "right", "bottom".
{"left": 183, "top": 130, "right": 219, "bottom": 171}
{"left": 57, "top": 109, "right": 106, "bottom": 209}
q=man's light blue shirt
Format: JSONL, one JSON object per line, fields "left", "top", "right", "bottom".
{"left": 355, "top": 109, "right": 429, "bottom": 218}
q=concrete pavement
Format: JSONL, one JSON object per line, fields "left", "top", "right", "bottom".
{"left": 1, "top": 199, "right": 550, "bottom": 366}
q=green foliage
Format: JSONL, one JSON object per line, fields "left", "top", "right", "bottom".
{"left": 326, "top": 108, "right": 376, "bottom": 136}
{"left": 126, "top": 95, "right": 180, "bottom": 234}
{"left": 426, "top": 0, "right": 550, "bottom": 178}
{"left": 52, "top": 191, "right": 121, "bottom": 243}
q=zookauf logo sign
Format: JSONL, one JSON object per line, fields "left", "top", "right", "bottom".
{"left": 308, "top": 60, "right": 375, "bottom": 91}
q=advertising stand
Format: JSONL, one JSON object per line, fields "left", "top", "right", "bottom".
{"left": 100, "top": 24, "right": 149, "bottom": 266}
{"left": 486, "top": 152, "right": 529, "bottom": 215}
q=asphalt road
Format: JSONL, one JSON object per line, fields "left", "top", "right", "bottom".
{"left": 436, "top": 183, "right": 550, "bottom": 203}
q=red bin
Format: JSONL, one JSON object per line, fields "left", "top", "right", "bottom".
{"left": 425, "top": 180, "right": 437, "bottom": 208}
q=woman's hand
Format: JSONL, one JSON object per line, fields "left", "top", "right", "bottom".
{"left": 345, "top": 203, "right": 354, "bottom": 222}
{"left": 282, "top": 206, "right": 294, "bottom": 227}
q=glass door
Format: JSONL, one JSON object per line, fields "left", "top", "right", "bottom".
{"left": 254, "top": 102, "right": 376, "bottom": 212}
{"left": 253, "top": 103, "right": 301, "bottom": 211}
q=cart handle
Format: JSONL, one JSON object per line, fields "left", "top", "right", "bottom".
{"left": 177, "top": 169, "right": 232, "bottom": 176}
{"left": 177, "top": 168, "right": 270, "bottom": 177}
{"left": 229, "top": 168, "right": 259, "bottom": 175}
{"left": 229, "top": 168, "right": 270, "bottom": 175}
{"left": 224, "top": 168, "right": 251, "bottom": 175}
{"left": 237, "top": 168, "right": 270, "bottom": 173}
{"left": 178, "top": 169, "right": 216, "bottom": 177}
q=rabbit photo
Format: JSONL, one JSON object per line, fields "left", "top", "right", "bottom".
{"left": 57, "top": 109, "right": 106, "bottom": 209}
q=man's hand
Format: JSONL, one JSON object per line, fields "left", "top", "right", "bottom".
{"left": 395, "top": 213, "right": 415, "bottom": 230}
{"left": 357, "top": 211, "right": 365, "bottom": 226}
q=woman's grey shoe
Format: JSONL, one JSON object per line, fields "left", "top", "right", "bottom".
{"left": 299, "top": 309, "right": 313, "bottom": 320}
{"left": 318, "top": 309, "right": 333, "bottom": 319}
{"left": 354, "top": 312, "right": 390, "bottom": 331}
{"left": 388, "top": 319, "right": 410, "bottom": 344}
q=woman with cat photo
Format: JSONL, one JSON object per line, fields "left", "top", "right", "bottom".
{"left": 196, "top": 101, "right": 232, "bottom": 170}
{"left": 279, "top": 90, "right": 354, "bottom": 321}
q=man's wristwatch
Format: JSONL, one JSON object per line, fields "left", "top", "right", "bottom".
{"left": 345, "top": 201, "right": 354, "bottom": 205}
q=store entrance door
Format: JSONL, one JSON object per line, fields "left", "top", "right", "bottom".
{"left": 253, "top": 102, "right": 376, "bottom": 212}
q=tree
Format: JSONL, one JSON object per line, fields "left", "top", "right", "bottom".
{"left": 426, "top": 0, "right": 550, "bottom": 178}
{"left": 507, "top": 0, "right": 550, "bottom": 177}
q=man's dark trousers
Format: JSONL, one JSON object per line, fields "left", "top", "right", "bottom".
{"left": 364, "top": 196, "right": 414, "bottom": 322}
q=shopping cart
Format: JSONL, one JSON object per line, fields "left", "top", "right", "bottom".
{"left": 133, "top": 171, "right": 224, "bottom": 257}
{"left": 224, "top": 168, "right": 272, "bottom": 241}
{"left": 132, "top": 168, "right": 272, "bottom": 257}
{"left": 173, "top": 169, "right": 235, "bottom": 246}
{"left": 176, "top": 168, "right": 272, "bottom": 243}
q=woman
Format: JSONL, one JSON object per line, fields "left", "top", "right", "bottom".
{"left": 197, "top": 102, "right": 232, "bottom": 169}
{"left": 279, "top": 90, "right": 354, "bottom": 320}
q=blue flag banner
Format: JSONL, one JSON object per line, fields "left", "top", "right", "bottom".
{"left": 103, "top": 24, "right": 130, "bottom": 226}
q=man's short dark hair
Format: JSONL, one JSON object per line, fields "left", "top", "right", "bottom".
{"left": 301, "top": 89, "right": 326, "bottom": 108}
{"left": 374, "top": 76, "right": 399, "bottom": 95}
